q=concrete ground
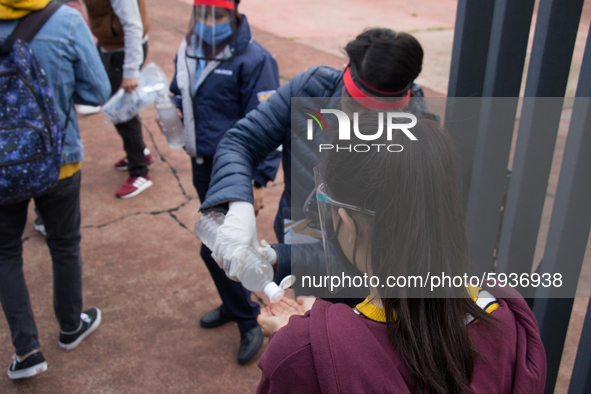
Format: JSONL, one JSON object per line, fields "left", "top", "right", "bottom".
{"left": 1, "top": 0, "right": 590, "bottom": 392}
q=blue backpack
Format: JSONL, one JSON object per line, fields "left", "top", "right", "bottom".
{"left": 0, "top": 1, "right": 68, "bottom": 205}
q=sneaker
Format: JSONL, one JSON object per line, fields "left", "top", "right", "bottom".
{"left": 76, "top": 105, "right": 101, "bottom": 115}
{"left": 114, "top": 148, "right": 156, "bottom": 171}
{"left": 7, "top": 352, "right": 47, "bottom": 380}
{"left": 58, "top": 307, "right": 102, "bottom": 351}
{"left": 116, "top": 176, "right": 153, "bottom": 199}
{"left": 34, "top": 217, "right": 46, "bottom": 237}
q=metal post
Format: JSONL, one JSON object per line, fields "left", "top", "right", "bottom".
{"left": 444, "top": 0, "right": 495, "bottom": 205}
{"left": 464, "top": 0, "right": 535, "bottom": 275}
{"left": 495, "top": 0, "right": 584, "bottom": 287}
{"left": 532, "top": 25, "right": 591, "bottom": 391}
{"left": 568, "top": 299, "right": 591, "bottom": 393}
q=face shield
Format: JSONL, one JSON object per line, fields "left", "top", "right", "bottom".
{"left": 314, "top": 166, "right": 375, "bottom": 294}
{"left": 188, "top": 0, "right": 238, "bottom": 61}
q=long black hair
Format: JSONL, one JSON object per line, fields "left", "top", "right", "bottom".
{"left": 322, "top": 115, "right": 496, "bottom": 394}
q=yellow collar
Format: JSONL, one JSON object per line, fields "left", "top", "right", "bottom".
{"left": 353, "top": 286, "right": 499, "bottom": 324}
{"left": 354, "top": 298, "right": 387, "bottom": 323}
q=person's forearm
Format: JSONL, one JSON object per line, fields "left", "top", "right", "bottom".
{"left": 110, "top": 0, "right": 144, "bottom": 79}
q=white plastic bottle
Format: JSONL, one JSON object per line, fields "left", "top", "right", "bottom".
{"left": 155, "top": 88, "right": 184, "bottom": 149}
{"left": 102, "top": 62, "right": 164, "bottom": 124}
{"left": 195, "top": 211, "right": 293, "bottom": 303}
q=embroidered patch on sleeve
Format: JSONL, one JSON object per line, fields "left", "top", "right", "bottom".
{"left": 257, "top": 90, "right": 276, "bottom": 102}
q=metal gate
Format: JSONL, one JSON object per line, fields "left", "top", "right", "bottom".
{"left": 445, "top": 1, "right": 591, "bottom": 392}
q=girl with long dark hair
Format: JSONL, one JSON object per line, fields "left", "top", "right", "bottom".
{"left": 256, "top": 117, "right": 546, "bottom": 394}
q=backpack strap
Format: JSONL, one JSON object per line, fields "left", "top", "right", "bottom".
{"left": 0, "top": 1, "right": 62, "bottom": 56}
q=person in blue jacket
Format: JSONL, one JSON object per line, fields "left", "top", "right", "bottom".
{"left": 169, "top": 0, "right": 281, "bottom": 365}
{"left": 200, "top": 28, "right": 438, "bottom": 302}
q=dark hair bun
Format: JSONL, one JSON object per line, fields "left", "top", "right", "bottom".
{"left": 344, "top": 28, "right": 423, "bottom": 92}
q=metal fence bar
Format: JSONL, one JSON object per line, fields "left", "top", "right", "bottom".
{"left": 444, "top": 0, "right": 495, "bottom": 205}
{"left": 568, "top": 299, "right": 591, "bottom": 393}
{"left": 533, "top": 298, "right": 575, "bottom": 393}
{"left": 446, "top": 0, "right": 495, "bottom": 98}
{"left": 464, "top": 0, "right": 535, "bottom": 275}
{"left": 495, "top": 0, "right": 584, "bottom": 283}
{"left": 531, "top": 26, "right": 591, "bottom": 391}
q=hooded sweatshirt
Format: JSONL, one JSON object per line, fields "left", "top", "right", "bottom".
{"left": 0, "top": 0, "right": 89, "bottom": 38}
{"left": 0, "top": 0, "right": 50, "bottom": 19}
{"left": 257, "top": 286, "right": 546, "bottom": 394}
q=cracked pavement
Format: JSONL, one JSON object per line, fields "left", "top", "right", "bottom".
{"left": 0, "top": 1, "right": 285, "bottom": 391}
{"left": 78, "top": 120, "right": 196, "bottom": 235}
{"left": 2, "top": 0, "right": 590, "bottom": 392}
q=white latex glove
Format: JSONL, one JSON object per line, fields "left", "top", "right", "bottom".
{"left": 257, "top": 239, "right": 278, "bottom": 266}
{"left": 212, "top": 201, "right": 258, "bottom": 273}
{"left": 225, "top": 247, "right": 249, "bottom": 281}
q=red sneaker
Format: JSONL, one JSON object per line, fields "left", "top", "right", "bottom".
{"left": 114, "top": 148, "right": 156, "bottom": 171}
{"left": 116, "top": 176, "right": 153, "bottom": 199}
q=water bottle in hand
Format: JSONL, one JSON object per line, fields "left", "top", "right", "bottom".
{"left": 155, "top": 88, "right": 184, "bottom": 149}
{"left": 195, "top": 211, "right": 286, "bottom": 302}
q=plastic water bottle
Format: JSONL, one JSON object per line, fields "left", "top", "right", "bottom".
{"left": 102, "top": 62, "right": 166, "bottom": 124}
{"left": 102, "top": 88, "right": 156, "bottom": 124}
{"left": 195, "top": 211, "right": 225, "bottom": 249}
{"left": 195, "top": 211, "right": 294, "bottom": 303}
{"left": 155, "top": 88, "right": 184, "bottom": 149}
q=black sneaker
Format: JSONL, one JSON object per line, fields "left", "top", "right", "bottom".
{"left": 58, "top": 307, "right": 101, "bottom": 351}
{"left": 7, "top": 352, "right": 47, "bottom": 380}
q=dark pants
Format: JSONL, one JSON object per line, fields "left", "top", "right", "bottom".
{"left": 273, "top": 194, "right": 289, "bottom": 244}
{"left": 0, "top": 172, "right": 83, "bottom": 356}
{"left": 191, "top": 157, "right": 260, "bottom": 333}
{"left": 99, "top": 42, "right": 149, "bottom": 178}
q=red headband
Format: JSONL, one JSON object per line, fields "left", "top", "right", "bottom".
{"left": 194, "top": 0, "right": 235, "bottom": 9}
{"left": 342, "top": 68, "right": 411, "bottom": 110}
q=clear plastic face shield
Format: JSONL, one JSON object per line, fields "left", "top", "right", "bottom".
{"left": 314, "top": 166, "right": 375, "bottom": 294}
{"left": 188, "top": 0, "right": 238, "bottom": 61}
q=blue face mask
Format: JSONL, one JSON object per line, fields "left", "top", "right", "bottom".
{"left": 194, "top": 20, "right": 233, "bottom": 46}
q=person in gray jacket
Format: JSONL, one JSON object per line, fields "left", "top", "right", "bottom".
{"left": 85, "top": 0, "right": 154, "bottom": 199}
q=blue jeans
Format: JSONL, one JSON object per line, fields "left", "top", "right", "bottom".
{"left": 191, "top": 157, "right": 260, "bottom": 333}
{"left": 0, "top": 172, "right": 83, "bottom": 356}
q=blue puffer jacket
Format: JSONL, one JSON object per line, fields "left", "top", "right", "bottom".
{"left": 201, "top": 65, "right": 436, "bottom": 284}
{"left": 170, "top": 15, "right": 281, "bottom": 185}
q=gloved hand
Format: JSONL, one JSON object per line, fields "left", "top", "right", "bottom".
{"left": 212, "top": 201, "right": 258, "bottom": 273}
{"left": 257, "top": 239, "right": 277, "bottom": 267}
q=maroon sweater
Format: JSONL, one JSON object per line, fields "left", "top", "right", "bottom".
{"left": 257, "top": 291, "right": 546, "bottom": 393}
